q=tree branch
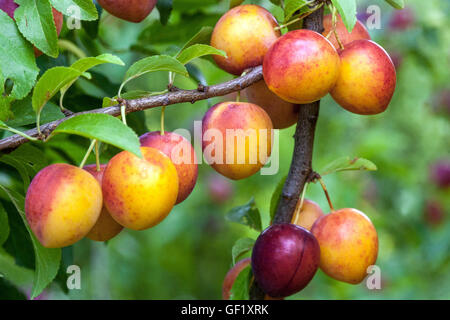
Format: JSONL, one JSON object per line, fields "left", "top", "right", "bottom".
{"left": 250, "top": 6, "right": 324, "bottom": 300}
{"left": 0, "top": 66, "right": 263, "bottom": 153}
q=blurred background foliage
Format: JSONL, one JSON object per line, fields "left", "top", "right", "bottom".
{"left": 0, "top": 0, "right": 449, "bottom": 299}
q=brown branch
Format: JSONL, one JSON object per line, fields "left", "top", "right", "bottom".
{"left": 0, "top": 66, "right": 263, "bottom": 153}
{"left": 250, "top": 6, "right": 324, "bottom": 300}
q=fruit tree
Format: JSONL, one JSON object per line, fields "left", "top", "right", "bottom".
{"left": 0, "top": 0, "right": 448, "bottom": 300}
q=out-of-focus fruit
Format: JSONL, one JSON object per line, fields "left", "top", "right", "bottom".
{"left": 291, "top": 199, "right": 324, "bottom": 231}
{"left": 84, "top": 164, "right": 123, "bottom": 241}
{"left": 222, "top": 258, "right": 251, "bottom": 300}
{"left": 244, "top": 80, "right": 299, "bottom": 129}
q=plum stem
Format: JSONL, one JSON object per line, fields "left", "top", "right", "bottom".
{"left": 275, "top": 1, "right": 323, "bottom": 31}
{"left": 95, "top": 140, "right": 101, "bottom": 171}
{"left": 318, "top": 178, "right": 335, "bottom": 212}
{"left": 79, "top": 139, "right": 96, "bottom": 169}
{"left": 329, "top": 3, "right": 345, "bottom": 50}
{"left": 160, "top": 106, "right": 166, "bottom": 135}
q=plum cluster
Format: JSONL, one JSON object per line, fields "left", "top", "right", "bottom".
{"left": 223, "top": 199, "right": 379, "bottom": 299}
{"left": 25, "top": 131, "right": 199, "bottom": 247}
{"left": 212, "top": 4, "right": 396, "bottom": 126}
{"left": 212, "top": 5, "right": 385, "bottom": 298}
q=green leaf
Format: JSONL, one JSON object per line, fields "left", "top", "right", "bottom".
{"left": 32, "top": 66, "right": 82, "bottom": 116}
{"left": 0, "top": 248, "right": 34, "bottom": 287}
{"left": 176, "top": 44, "right": 226, "bottom": 65}
{"left": 229, "top": 265, "right": 251, "bottom": 300}
{"left": 178, "top": 26, "right": 214, "bottom": 54}
{"left": 320, "top": 157, "right": 378, "bottom": 176}
{"left": 157, "top": 0, "right": 173, "bottom": 25}
{"left": 14, "top": 0, "right": 59, "bottom": 57}
{"left": 270, "top": 175, "right": 287, "bottom": 223}
{"left": 60, "top": 54, "right": 125, "bottom": 105}
{"left": 0, "top": 155, "right": 30, "bottom": 191}
{"left": 0, "top": 186, "right": 61, "bottom": 299}
{"left": 232, "top": 238, "right": 255, "bottom": 265}
{"left": 385, "top": 0, "right": 405, "bottom": 9}
{"left": 0, "top": 10, "right": 39, "bottom": 100}
{"left": 53, "top": 113, "right": 142, "bottom": 158}
{"left": 0, "top": 144, "right": 48, "bottom": 191}
{"left": 6, "top": 97, "right": 64, "bottom": 127}
{"left": 0, "top": 96, "right": 14, "bottom": 122}
{"left": 284, "top": 0, "right": 309, "bottom": 22}
{"left": 226, "top": 197, "right": 262, "bottom": 232}
{"left": 0, "top": 202, "right": 9, "bottom": 246}
{"left": 230, "top": 0, "right": 245, "bottom": 9}
{"left": 0, "top": 277, "right": 28, "bottom": 299}
{"left": 49, "top": 0, "right": 98, "bottom": 21}
{"left": 331, "top": 0, "right": 357, "bottom": 32}
{"left": 71, "top": 54, "right": 125, "bottom": 73}
{"left": 121, "top": 55, "right": 188, "bottom": 93}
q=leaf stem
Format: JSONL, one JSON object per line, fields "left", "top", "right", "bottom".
{"left": 58, "top": 40, "right": 87, "bottom": 59}
{"left": 121, "top": 104, "right": 127, "bottom": 125}
{"left": 0, "top": 126, "right": 39, "bottom": 142}
{"left": 79, "top": 139, "right": 97, "bottom": 169}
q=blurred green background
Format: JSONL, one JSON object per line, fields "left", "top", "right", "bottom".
{"left": 0, "top": 0, "right": 449, "bottom": 299}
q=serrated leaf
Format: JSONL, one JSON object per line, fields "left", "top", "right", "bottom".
{"left": 49, "top": 0, "right": 98, "bottom": 21}
{"left": 53, "top": 113, "right": 142, "bottom": 158}
{"left": 178, "top": 26, "right": 214, "bottom": 54}
{"left": 0, "top": 11, "right": 39, "bottom": 100}
{"left": 232, "top": 237, "right": 255, "bottom": 265}
{"left": 385, "top": 0, "right": 405, "bottom": 9}
{"left": 284, "top": 0, "right": 309, "bottom": 22}
{"left": 321, "top": 157, "right": 377, "bottom": 176}
{"left": 121, "top": 55, "right": 188, "bottom": 93}
{"left": 331, "top": 0, "right": 357, "bottom": 33}
{"left": 32, "top": 66, "right": 82, "bottom": 116}
{"left": 229, "top": 265, "right": 251, "bottom": 300}
{"left": 230, "top": 0, "right": 245, "bottom": 9}
{"left": 270, "top": 175, "right": 287, "bottom": 223}
{"left": 176, "top": 44, "right": 226, "bottom": 65}
{"left": 157, "top": 0, "right": 173, "bottom": 25}
{"left": 14, "top": 0, "right": 59, "bottom": 57}
{"left": 226, "top": 197, "right": 262, "bottom": 232}
{"left": 0, "top": 186, "right": 61, "bottom": 299}
{"left": 0, "top": 202, "right": 9, "bottom": 246}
